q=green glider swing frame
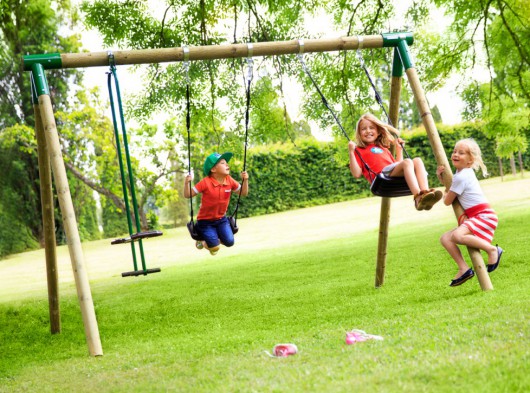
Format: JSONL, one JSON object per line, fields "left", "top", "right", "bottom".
{"left": 106, "top": 56, "right": 162, "bottom": 278}
{"left": 23, "top": 32, "right": 493, "bottom": 357}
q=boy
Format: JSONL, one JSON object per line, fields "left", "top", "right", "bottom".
{"left": 184, "top": 152, "right": 249, "bottom": 255}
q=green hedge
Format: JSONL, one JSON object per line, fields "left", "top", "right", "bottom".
{"left": 0, "top": 202, "right": 39, "bottom": 258}
{"left": 229, "top": 139, "right": 370, "bottom": 217}
{"left": 229, "top": 123, "right": 528, "bottom": 218}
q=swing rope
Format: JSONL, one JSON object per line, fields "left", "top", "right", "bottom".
{"left": 353, "top": 39, "right": 412, "bottom": 196}
{"left": 355, "top": 38, "right": 410, "bottom": 160}
{"left": 298, "top": 38, "right": 411, "bottom": 197}
{"left": 183, "top": 46, "right": 196, "bottom": 227}
{"left": 230, "top": 43, "right": 253, "bottom": 224}
{"left": 297, "top": 39, "right": 351, "bottom": 142}
{"left": 297, "top": 40, "right": 379, "bottom": 181}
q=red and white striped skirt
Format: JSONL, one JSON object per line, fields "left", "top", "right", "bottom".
{"left": 459, "top": 203, "right": 498, "bottom": 243}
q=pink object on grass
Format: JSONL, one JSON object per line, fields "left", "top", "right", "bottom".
{"left": 272, "top": 343, "right": 298, "bottom": 357}
{"left": 345, "top": 330, "right": 383, "bottom": 345}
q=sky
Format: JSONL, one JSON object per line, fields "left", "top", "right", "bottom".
{"left": 76, "top": 1, "right": 482, "bottom": 136}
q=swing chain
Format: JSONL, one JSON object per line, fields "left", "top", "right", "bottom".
{"left": 246, "top": 43, "right": 254, "bottom": 83}
{"left": 356, "top": 35, "right": 365, "bottom": 67}
{"left": 355, "top": 44, "right": 410, "bottom": 159}
{"left": 296, "top": 39, "right": 307, "bottom": 72}
{"left": 182, "top": 45, "right": 190, "bottom": 83}
{"left": 296, "top": 38, "right": 351, "bottom": 142}
{"left": 107, "top": 51, "right": 115, "bottom": 68}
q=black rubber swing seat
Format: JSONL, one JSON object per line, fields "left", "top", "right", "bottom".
{"left": 187, "top": 217, "right": 239, "bottom": 242}
{"left": 228, "top": 216, "right": 239, "bottom": 234}
{"left": 121, "top": 268, "right": 161, "bottom": 277}
{"left": 187, "top": 220, "right": 202, "bottom": 241}
{"left": 111, "top": 230, "right": 163, "bottom": 245}
{"left": 370, "top": 173, "right": 412, "bottom": 198}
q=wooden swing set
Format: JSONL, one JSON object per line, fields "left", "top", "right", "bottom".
{"left": 23, "top": 32, "right": 493, "bottom": 357}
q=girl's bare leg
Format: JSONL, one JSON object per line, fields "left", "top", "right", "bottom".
{"left": 412, "top": 157, "right": 429, "bottom": 191}
{"left": 451, "top": 225, "right": 498, "bottom": 264}
{"left": 440, "top": 228, "right": 469, "bottom": 278}
{"left": 389, "top": 159, "right": 420, "bottom": 195}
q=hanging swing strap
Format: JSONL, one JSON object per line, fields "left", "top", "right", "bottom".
{"left": 231, "top": 43, "right": 253, "bottom": 221}
{"left": 355, "top": 38, "right": 410, "bottom": 160}
{"left": 297, "top": 39, "right": 351, "bottom": 142}
{"left": 183, "top": 46, "right": 195, "bottom": 222}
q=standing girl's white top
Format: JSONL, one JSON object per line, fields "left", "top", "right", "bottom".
{"left": 450, "top": 167, "right": 488, "bottom": 210}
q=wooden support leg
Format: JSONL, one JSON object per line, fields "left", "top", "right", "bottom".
{"left": 375, "top": 64, "right": 403, "bottom": 288}
{"left": 38, "top": 94, "right": 104, "bottom": 355}
{"left": 375, "top": 197, "right": 391, "bottom": 288}
{"left": 34, "top": 103, "right": 61, "bottom": 334}
{"left": 405, "top": 67, "right": 493, "bottom": 291}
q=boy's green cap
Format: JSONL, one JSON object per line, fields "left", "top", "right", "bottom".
{"left": 203, "top": 152, "right": 233, "bottom": 176}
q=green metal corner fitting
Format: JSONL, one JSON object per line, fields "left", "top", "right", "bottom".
{"left": 23, "top": 53, "right": 62, "bottom": 71}
{"left": 30, "top": 63, "right": 50, "bottom": 96}
{"left": 381, "top": 32, "right": 414, "bottom": 47}
{"left": 381, "top": 32, "right": 415, "bottom": 72}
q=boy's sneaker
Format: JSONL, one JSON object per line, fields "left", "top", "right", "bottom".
{"left": 209, "top": 245, "right": 220, "bottom": 256}
{"left": 195, "top": 241, "right": 204, "bottom": 250}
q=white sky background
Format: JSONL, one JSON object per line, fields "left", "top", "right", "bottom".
{"left": 76, "top": 1, "right": 488, "bottom": 135}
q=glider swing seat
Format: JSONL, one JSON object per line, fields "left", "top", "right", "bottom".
{"left": 110, "top": 230, "right": 163, "bottom": 245}
{"left": 297, "top": 39, "right": 411, "bottom": 198}
{"left": 184, "top": 45, "right": 253, "bottom": 242}
{"left": 107, "top": 52, "right": 161, "bottom": 277}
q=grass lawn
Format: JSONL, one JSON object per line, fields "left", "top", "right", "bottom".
{"left": 0, "top": 176, "right": 529, "bottom": 392}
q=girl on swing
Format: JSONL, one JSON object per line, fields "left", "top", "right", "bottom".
{"left": 348, "top": 113, "right": 442, "bottom": 210}
{"left": 184, "top": 152, "right": 249, "bottom": 255}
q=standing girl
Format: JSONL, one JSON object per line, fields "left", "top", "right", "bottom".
{"left": 348, "top": 113, "right": 442, "bottom": 210}
{"left": 436, "top": 138, "right": 503, "bottom": 287}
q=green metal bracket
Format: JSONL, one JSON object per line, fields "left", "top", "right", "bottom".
{"left": 23, "top": 53, "right": 62, "bottom": 71}
{"left": 391, "top": 47, "right": 404, "bottom": 77}
{"left": 396, "top": 40, "right": 414, "bottom": 70}
{"left": 30, "top": 73, "right": 39, "bottom": 104}
{"left": 382, "top": 32, "right": 414, "bottom": 47}
{"left": 31, "top": 63, "right": 50, "bottom": 96}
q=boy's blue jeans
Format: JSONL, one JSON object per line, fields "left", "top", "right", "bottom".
{"left": 197, "top": 216, "right": 235, "bottom": 248}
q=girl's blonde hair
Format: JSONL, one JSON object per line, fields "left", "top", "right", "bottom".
{"left": 355, "top": 113, "right": 400, "bottom": 148}
{"left": 456, "top": 138, "right": 488, "bottom": 177}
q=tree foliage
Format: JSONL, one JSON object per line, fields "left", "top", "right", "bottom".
{"left": 434, "top": 0, "right": 529, "bottom": 157}
{"left": 2, "top": 0, "right": 529, "bottom": 258}
{"left": 0, "top": 0, "right": 87, "bottom": 253}
{"left": 81, "top": 1, "right": 437, "bottom": 162}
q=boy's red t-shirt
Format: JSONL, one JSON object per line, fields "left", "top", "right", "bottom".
{"left": 354, "top": 144, "right": 396, "bottom": 182}
{"left": 193, "top": 175, "right": 241, "bottom": 220}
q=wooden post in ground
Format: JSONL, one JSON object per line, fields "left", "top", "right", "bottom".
{"left": 397, "top": 41, "right": 493, "bottom": 291}
{"left": 375, "top": 48, "right": 404, "bottom": 288}
{"left": 32, "top": 81, "right": 60, "bottom": 334}
{"left": 31, "top": 64, "right": 104, "bottom": 355}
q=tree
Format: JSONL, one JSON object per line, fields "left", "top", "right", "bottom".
{"left": 433, "top": 0, "right": 529, "bottom": 164}
{"left": 56, "top": 88, "right": 183, "bottom": 234}
{"left": 496, "top": 134, "right": 527, "bottom": 176}
{"left": 80, "top": 1, "right": 437, "bottom": 147}
{"left": 0, "top": 0, "right": 87, "bottom": 249}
